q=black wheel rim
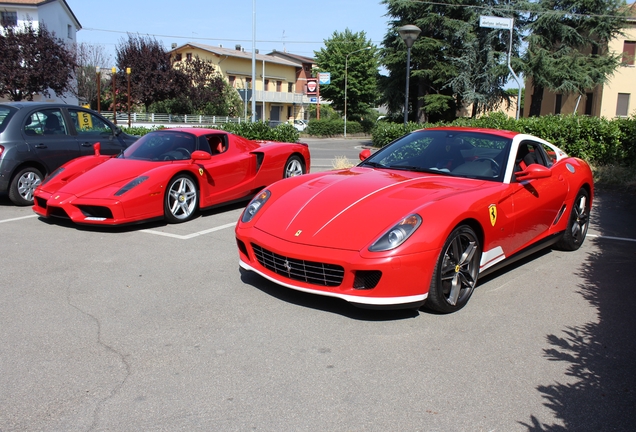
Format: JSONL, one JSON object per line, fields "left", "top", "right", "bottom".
{"left": 571, "top": 193, "right": 589, "bottom": 245}
{"left": 439, "top": 230, "right": 479, "bottom": 306}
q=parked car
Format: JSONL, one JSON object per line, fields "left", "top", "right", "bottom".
{"left": 235, "top": 127, "right": 593, "bottom": 313}
{"left": 0, "top": 102, "right": 138, "bottom": 205}
{"left": 33, "top": 128, "right": 310, "bottom": 225}
{"left": 293, "top": 119, "right": 308, "bottom": 132}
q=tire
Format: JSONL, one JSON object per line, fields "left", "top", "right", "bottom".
{"left": 555, "top": 188, "right": 590, "bottom": 251}
{"left": 283, "top": 155, "right": 305, "bottom": 178}
{"left": 9, "top": 167, "right": 43, "bottom": 206}
{"left": 426, "top": 225, "right": 481, "bottom": 313}
{"left": 164, "top": 175, "right": 198, "bottom": 223}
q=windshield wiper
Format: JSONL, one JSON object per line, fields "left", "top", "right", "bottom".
{"left": 360, "top": 161, "right": 386, "bottom": 168}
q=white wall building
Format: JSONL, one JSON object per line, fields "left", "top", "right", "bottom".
{"left": 0, "top": 0, "right": 82, "bottom": 104}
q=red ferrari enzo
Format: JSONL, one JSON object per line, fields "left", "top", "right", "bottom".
{"left": 32, "top": 128, "right": 310, "bottom": 225}
{"left": 235, "top": 127, "right": 593, "bottom": 313}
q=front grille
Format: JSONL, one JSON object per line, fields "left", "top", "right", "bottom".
{"left": 35, "top": 197, "right": 47, "bottom": 209}
{"left": 251, "top": 243, "right": 344, "bottom": 287}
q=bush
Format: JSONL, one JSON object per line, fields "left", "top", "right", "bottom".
{"left": 221, "top": 121, "right": 299, "bottom": 142}
{"left": 371, "top": 121, "right": 423, "bottom": 147}
{"left": 120, "top": 122, "right": 300, "bottom": 143}
{"left": 370, "top": 113, "right": 636, "bottom": 166}
{"left": 120, "top": 126, "right": 158, "bottom": 137}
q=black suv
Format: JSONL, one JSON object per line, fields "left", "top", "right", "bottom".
{"left": 0, "top": 102, "right": 138, "bottom": 205}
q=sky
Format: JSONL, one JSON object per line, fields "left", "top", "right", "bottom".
{"left": 65, "top": 0, "right": 392, "bottom": 64}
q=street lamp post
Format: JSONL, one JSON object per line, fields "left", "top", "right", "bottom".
{"left": 96, "top": 67, "right": 101, "bottom": 113}
{"left": 344, "top": 46, "right": 371, "bottom": 138}
{"left": 126, "top": 67, "right": 131, "bottom": 127}
{"left": 111, "top": 67, "right": 117, "bottom": 125}
{"left": 398, "top": 24, "right": 421, "bottom": 125}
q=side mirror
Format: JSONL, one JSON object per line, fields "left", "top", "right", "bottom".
{"left": 191, "top": 150, "right": 212, "bottom": 161}
{"left": 359, "top": 149, "right": 371, "bottom": 161}
{"left": 515, "top": 164, "right": 552, "bottom": 181}
{"left": 94, "top": 142, "right": 101, "bottom": 156}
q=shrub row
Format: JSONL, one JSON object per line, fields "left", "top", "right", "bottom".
{"left": 371, "top": 113, "right": 636, "bottom": 166}
{"left": 305, "top": 119, "right": 365, "bottom": 137}
{"left": 121, "top": 122, "right": 300, "bottom": 143}
{"left": 221, "top": 121, "right": 300, "bottom": 143}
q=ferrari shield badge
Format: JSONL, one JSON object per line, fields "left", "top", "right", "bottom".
{"left": 198, "top": 168, "right": 204, "bottom": 176}
{"left": 295, "top": 230, "right": 302, "bottom": 237}
{"left": 489, "top": 204, "right": 497, "bottom": 227}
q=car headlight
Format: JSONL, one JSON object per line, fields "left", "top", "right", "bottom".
{"left": 40, "top": 167, "right": 65, "bottom": 186}
{"left": 241, "top": 189, "right": 271, "bottom": 223}
{"left": 114, "top": 176, "right": 148, "bottom": 196}
{"left": 369, "top": 214, "right": 422, "bottom": 252}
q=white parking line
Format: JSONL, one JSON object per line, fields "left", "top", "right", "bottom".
{"left": 141, "top": 221, "right": 236, "bottom": 240}
{"left": 589, "top": 234, "right": 636, "bottom": 243}
{"left": 0, "top": 214, "right": 38, "bottom": 224}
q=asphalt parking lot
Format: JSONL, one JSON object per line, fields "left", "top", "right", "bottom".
{"left": 1, "top": 138, "right": 635, "bottom": 431}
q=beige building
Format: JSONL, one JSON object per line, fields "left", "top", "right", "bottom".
{"left": 523, "top": 3, "right": 636, "bottom": 118}
{"left": 169, "top": 43, "right": 315, "bottom": 122}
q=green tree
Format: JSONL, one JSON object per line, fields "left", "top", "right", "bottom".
{"left": 523, "top": 0, "right": 628, "bottom": 117}
{"left": 314, "top": 29, "right": 378, "bottom": 121}
{"left": 0, "top": 22, "right": 77, "bottom": 101}
{"left": 176, "top": 56, "right": 241, "bottom": 116}
{"left": 380, "top": 0, "right": 525, "bottom": 122}
{"left": 446, "top": 3, "right": 526, "bottom": 118}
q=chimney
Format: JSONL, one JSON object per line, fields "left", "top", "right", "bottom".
{"left": 171, "top": 43, "right": 177, "bottom": 49}
{"left": 235, "top": 44, "right": 241, "bottom": 51}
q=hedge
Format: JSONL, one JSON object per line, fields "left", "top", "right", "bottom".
{"left": 371, "top": 112, "right": 636, "bottom": 166}
{"left": 120, "top": 121, "right": 300, "bottom": 143}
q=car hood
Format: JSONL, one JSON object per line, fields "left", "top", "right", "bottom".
{"left": 254, "top": 167, "right": 487, "bottom": 250}
{"left": 51, "top": 158, "right": 161, "bottom": 197}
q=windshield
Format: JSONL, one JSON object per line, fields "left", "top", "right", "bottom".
{"left": 360, "top": 129, "right": 512, "bottom": 181}
{"left": 122, "top": 130, "right": 196, "bottom": 161}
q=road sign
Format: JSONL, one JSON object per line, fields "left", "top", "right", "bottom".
{"left": 318, "top": 72, "right": 331, "bottom": 85}
{"left": 310, "top": 97, "right": 317, "bottom": 103}
{"left": 479, "top": 16, "right": 513, "bottom": 30}
{"left": 307, "top": 79, "right": 318, "bottom": 95}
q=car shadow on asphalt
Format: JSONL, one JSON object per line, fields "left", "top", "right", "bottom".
{"left": 239, "top": 248, "right": 559, "bottom": 322}
{"left": 239, "top": 268, "right": 420, "bottom": 322}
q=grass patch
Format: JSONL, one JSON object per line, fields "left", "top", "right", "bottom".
{"left": 332, "top": 156, "right": 355, "bottom": 169}
{"left": 592, "top": 164, "right": 636, "bottom": 190}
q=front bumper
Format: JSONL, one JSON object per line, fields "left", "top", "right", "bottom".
{"left": 236, "top": 226, "right": 439, "bottom": 309}
{"left": 32, "top": 190, "right": 157, "bottom": 225}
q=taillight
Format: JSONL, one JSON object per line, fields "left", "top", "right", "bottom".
{"left": 0, "top": 145, "right": 5, "bottom": 156}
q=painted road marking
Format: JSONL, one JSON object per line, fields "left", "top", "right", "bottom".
{"left": 140, "top": 222, "right": 236, "bottom": 240}
{"left": 0, "top": 215, "right": 38, "bottom": 224}
{"left": 589, "top": 234, "right": 636, "bottom": 243}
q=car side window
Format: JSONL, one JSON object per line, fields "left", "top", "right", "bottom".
{"left": 204, "top": 135, "right": 228, "bottom": 155}
{"left": 24, "top": 109, "right": 68, "bottom": 136}
{"left": 515, "top": 141, "right": 551, "bottom": 174}
{"left": 68, "top": 109, "right": 113, "bottom": 135}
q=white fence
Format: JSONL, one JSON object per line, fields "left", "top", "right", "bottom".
{"left": 101, "top": 112, "right": 244, "bottom": 126}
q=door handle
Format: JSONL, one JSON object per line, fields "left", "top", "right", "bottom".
{"left": 34, "top": 144, "right": 47, "bottom": 149}
{"left": 81, "top": 142, "right": 93, "bottom": 147}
